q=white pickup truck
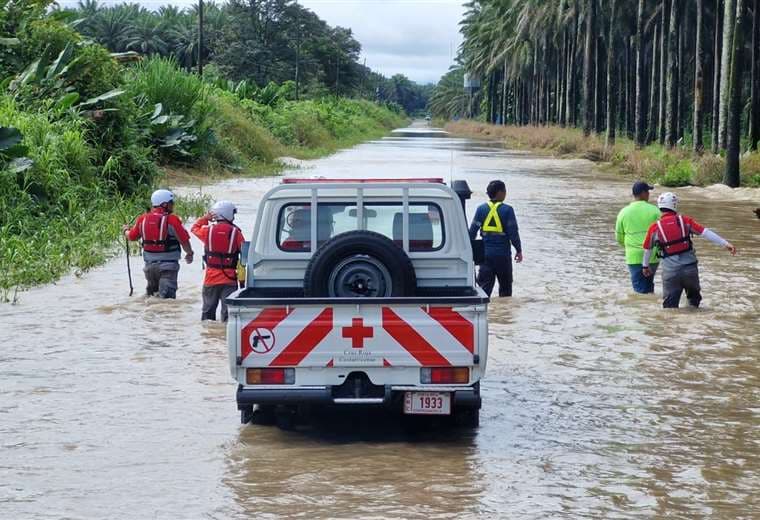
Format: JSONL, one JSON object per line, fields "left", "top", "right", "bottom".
{"left": 226, "top": 178, "right": 489, "bottom": 428}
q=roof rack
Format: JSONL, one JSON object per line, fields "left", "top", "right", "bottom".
{"left": 282, "top": 178, "right": 444, "bottom": 184}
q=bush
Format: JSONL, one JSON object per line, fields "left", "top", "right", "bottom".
{"left": 126, "top": 57, "right": 216, "bottom": 161}
{"left": 659, "top": 160, "right": 694, "bottom": 187}
{"left": 692, "top": 154, "right": 725, "bottom": 185}
{"left": 21, "top": 19, "right": 81, "bottom": 62}
{"left": 70, "top": 44, "right": 122, "bottom": 100}
{"left": 0, "top": 95, "right": 94, "bottom": 209}
{"left": 208, "top": 92, "right": 280, "bottom": 166}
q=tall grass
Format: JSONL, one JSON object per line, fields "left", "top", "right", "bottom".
{"left": 126, "top": 57, "right": 209, "bottom": 117}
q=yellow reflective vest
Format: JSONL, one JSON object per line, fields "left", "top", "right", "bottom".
{"left": 482, "top": 201, "right": 504, "bottom": 233}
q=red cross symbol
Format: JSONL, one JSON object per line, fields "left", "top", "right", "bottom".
{"left": 342, "top": 318, "right": 373, "bottom": 349}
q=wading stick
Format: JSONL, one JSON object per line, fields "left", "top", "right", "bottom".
{"left": 125, "top": 234, "right": 134, "bottom": 297}
{"left": 119, "top": 205, "right": 135, "bottom": 297}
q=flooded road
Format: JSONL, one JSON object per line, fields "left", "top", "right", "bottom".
{"left": 2, "top": 129, "right": 759, "bottom": 519}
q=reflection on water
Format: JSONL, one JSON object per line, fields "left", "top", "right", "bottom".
{"left": 1, "top": 130, "right": 758, "bottom": 519}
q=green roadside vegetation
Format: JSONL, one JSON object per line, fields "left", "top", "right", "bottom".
{"left": 445, "top": 121, "right": 760, "bottom": 189}
{"left": 0, "top": 1, "right": 408, "bottom": 297}
{"left": 433, "top": 1, "right": 760, "bottom": 189}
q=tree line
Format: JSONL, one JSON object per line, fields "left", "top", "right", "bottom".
{"left": 59, "top": 0, "right": 430, "bottom": 114}
{"left": 439, "top": 0, "right": 760, "bottom": 187}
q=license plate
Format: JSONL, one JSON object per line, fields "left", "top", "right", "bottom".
{"left": 403, "top": 392, "right": 451, "bottom": 415}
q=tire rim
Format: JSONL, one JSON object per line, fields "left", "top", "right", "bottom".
{"left": 328, "top": 254, "right": 392, "bottom": 297}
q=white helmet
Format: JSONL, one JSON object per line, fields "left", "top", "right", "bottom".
{"left": 657, "top": 192, "right": 679, "bottom": 211}
{"left": 151, "top": 189, "right": 174, "bottom": 207}
{"left": 211, "top": 200, "right": 237, "bottom": 222}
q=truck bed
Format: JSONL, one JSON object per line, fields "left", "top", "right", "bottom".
{"left": 227, "top": 286, "right": 488, "bottom": 305}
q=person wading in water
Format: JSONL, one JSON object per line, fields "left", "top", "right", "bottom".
{"left": 468, "top": 180, "right": 523, "bottom": 297}
{"left": 191, "top": 201, "right": 245, "bottom": 322}
{"left": 615, "top": 181, "right": 662, "bottom": 294}
{"left": 123, "top": 189, "right": 194, "bottom": 299}
{"left": 642, "top": 192, "right": 737, "bottom": 308}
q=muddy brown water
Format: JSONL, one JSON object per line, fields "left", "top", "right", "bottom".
{"left": 1, "top": 129, "right": 759, "bottom": 519}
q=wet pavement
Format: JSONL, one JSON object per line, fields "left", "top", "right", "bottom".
{"left": 1, "top": 127, "right": 759, "bottom": 519}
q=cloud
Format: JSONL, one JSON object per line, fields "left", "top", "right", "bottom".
{"left": 298, "top": 0, "right": 465, "bottom": 83}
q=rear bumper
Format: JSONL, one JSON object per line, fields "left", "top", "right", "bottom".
{"left": 236, "top": 384, "right": 481, "bottom": 410}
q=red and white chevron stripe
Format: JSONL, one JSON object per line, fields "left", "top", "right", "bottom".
{"left": 240, "top": 306, "right": 476, "bottom": 368}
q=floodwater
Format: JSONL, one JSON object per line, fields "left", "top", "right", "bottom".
{"left": 2, "top": 124, "right": 759, "bottom": 519}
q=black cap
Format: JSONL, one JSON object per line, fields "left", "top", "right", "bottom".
{"left": 632, "top": 181, "right": 654, "bottom": 195}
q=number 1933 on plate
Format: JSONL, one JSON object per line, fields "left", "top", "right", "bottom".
{"left": 403, "top": 391, "right": 451, "bottom": 415}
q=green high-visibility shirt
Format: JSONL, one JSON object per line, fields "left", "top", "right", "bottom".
{"left": 615, "top": 200, "right": 661, "bottom": 265}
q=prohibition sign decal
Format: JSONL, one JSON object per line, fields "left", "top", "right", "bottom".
{"left": 249, "top": 327, "right": 275, "bottom": 354}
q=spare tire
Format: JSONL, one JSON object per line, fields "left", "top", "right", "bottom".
{"left": 304, "top": 230, "right": 416, "bottom": 297}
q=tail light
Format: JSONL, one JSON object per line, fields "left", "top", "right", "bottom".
{"left": 420, "top": 367, "right": 469, "bottom": 384}
{"left": 246, "top": 368, "right": 295, "bottom": 385}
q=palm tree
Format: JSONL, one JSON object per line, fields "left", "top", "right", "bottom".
{"left": 665, "top": 0, "right": 679, "bottom": 148}
{"left": 634, "top": 0, "right": 645, "bottom": 147}
{"left": 90, "top": 7, "right": 135, "bottom": 52}
{"left": 749, "top": 0, "right": 760, "bottom": 150}
{"left": 718, "top": 0, "right": 736, "bottom": 149}
{"left": 693, "top": 0, "right": 705, "bottom": 153}
{"left": 125, "top": 16, "right": 168, "bottom": 55}
{"left": 606, "top": 0, "right": 617, "bottom": 146}
{"left": 582, "top": 0, "right": 595, "bottom": 135}
{"left": 169, "top": 20, "right": 198, "bottom": 70}
{"left": 725, "top": 0, "right": 747, "bottom": 186}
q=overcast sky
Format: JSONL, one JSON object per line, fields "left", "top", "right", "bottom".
{"left": 297, "top": 0, "right": 465, "bottom": 84}
{"left": 79, "top": 0, "right": 466, "bottom": 84}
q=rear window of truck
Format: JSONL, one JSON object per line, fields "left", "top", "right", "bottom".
{"left": 277, "top": 202, "right": 444, "bottom": 252}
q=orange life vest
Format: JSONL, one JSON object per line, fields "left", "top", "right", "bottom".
{"left": 204, "top": 221, "right": 241, "bottom": 269}
{"left": 141, "top": 211, "right": 180, "bottom": 253}
{"left": 656, "top": 215, "right": 693, "bottom": 257}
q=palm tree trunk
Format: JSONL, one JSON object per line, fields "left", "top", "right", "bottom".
{"left": 694, "top": 0, "right": 706, "bottom": 152}
{"left": 629, "top": 37, "right": 636, "bottom": 138}
{"left": 583, "top": 0, "right": 596, "bottom": 135}
{"left": 648, "top": 21, "right": 660, "bottom": 142}
{"left": 719, "top": 0, "right": 737, "bottom": 149}
{"left": 677, "top": 11, "right": 685, "bottom": 140}
{"left": 502, "top": 61, "right": 508, "bottom": 125}
{"left": 666, "top": 0, "right": 679, "bottom": 147}
{"left": 635, "top": 0, "right": 646, "bottom": 146}
{"left": 712, "top": 0, "right": 723, "bottom": 152}
{"left": 569, "top": 12, "right": 579, "bottom": 126}
{"left": 606, "top": 0, "right": 618, "bottom": 146}
{"left": 659, "top": 0, "right": 670, "bottom": 144}
{"left": 726, "top": 0, "right": 747, "bottom": 186}
{"left": 560, "top": 29, "right": 568, "bottom": 125}
{"left": 596, "top": 28, "right": 605, "bottom": 132}
{"left": 623, "top": 41, "right": 630, "bottom": 135}
{"left": 749, "top": 0, "right": 760, "bottom": 149}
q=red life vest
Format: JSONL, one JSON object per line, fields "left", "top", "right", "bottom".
{"left": 204, "top": 221, "right": 241, "bottom": 269}
{"left": 141, "top": 211, "right": 180, "bottom": 253}
{"left": 656, "top": 215, "right": 693, "bottom": 257}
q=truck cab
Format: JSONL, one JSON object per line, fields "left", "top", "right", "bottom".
{"left": 226, "top": 178, "right": 489, "bottom": 427}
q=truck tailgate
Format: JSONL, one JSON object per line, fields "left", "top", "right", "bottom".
{"left": 230, "top": 303, "right": 483, "bottom": 370}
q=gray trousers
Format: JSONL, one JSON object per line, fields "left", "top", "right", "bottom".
{"left": 202, "top": 284, "right": 237, "bottom": 321}
{"left": 662, "top": 263, "right": 702, "bottom": 308}
{"left": 144, "top": 261, "right": 179, "bottom": 299}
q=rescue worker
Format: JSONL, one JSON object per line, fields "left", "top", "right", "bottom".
{"left": 642, "top": 192, "right": 737, "bottom": 308}
{"left": 191, "top": 200, "right": 245, "bottom": 321}
{"left": 281, "top": 207, "right": 311, "bottom": 251}
{"left": 615, "top": 181, "right": 661, "bottom": 293}
{"left": 124, "top": 189, "right": 194, "bottom": 299}
{"left": 469, "top": 180, "right": 523, "bottom": 297}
